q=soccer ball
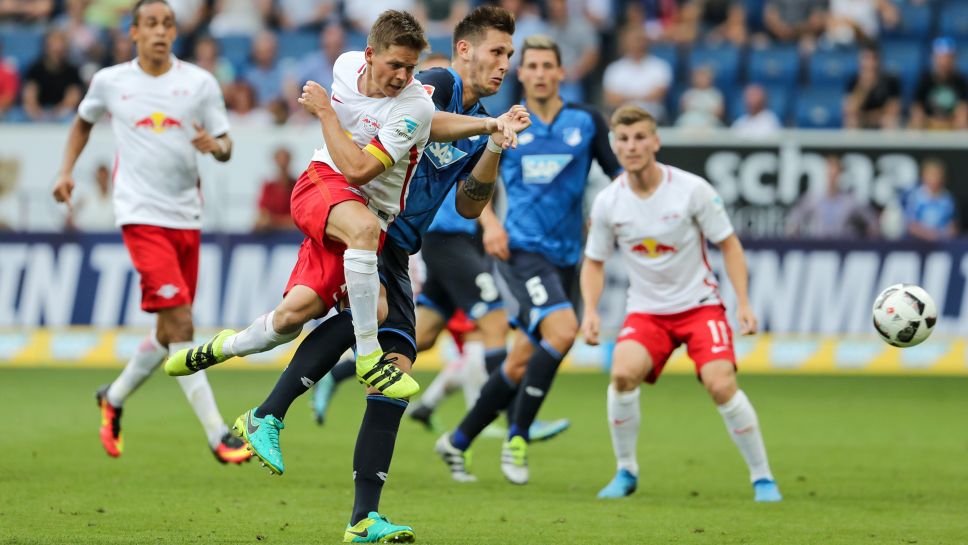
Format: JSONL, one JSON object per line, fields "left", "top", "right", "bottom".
{"left": 871, "top": 284, "right": 938, "bottom": 347}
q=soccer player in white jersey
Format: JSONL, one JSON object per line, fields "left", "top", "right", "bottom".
{"left": 51, "top": 0, "right": 250, "bottom": 465}
{"left": 581, "top": 104, "right": 782, "bottom": 502}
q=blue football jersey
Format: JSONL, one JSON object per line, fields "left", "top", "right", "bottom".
{"left": 387, "top": 67, "right": 488, "bottom": 254}
{"left": 501, "top": 102, "right": 622, "bottom": 267}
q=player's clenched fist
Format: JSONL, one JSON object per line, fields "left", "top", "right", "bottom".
{"left": 52, "top": 173, "right": 75, "bottom": 209}
{"left": 298, "top": 80, "right": 333, "bottom": 118}
{"left": 581, "top": 310, "right": 601, "bottom": 346}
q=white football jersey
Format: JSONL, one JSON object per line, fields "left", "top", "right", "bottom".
{"left": 585, "top": 165, "right": 735, "bottom": 315}
{"left": 78, "top": 57, "right": 230, "bottom": 229}
{"left": 311, "top": 51, "right": 434, "bottom": 229}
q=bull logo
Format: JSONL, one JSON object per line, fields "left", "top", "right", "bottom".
{"left": 630, "top": 238, "right": 677, "bottom": 258}
{"left": 133, "top": 112, "right": 183, "bottom": 133}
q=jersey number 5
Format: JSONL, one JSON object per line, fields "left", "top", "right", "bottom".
{"left": 526, "top": 276, "right": 548, "bottom": 306}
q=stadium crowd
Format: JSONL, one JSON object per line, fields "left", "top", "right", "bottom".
{"left": 3, "top": 0, "right": 968, "bottom": 129}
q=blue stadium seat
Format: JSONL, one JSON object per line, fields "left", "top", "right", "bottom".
{"left": 939, "top": 2, "right": 968, "bottom": 40}
{"left": 428, "top": 35, "right": 452, "bottom": 57}
{"left": 687, "top": 44, "right": 741, "bottom": 87}
{"left": 747, "top": 45, "right": 800, "bottom": 86}
{"left": 1, "top": 29, "right": 44, "bottom": 72}
{"left": 216, "top": 34, "right": 252, "bottom": 71}
{"left": 729, "top": 83, "right": 791, "bottom": 123}
{"left": 794, "top": 86, "right": 843, "bottom": 128}
{"left": 882, "top": 2, "right": 934, "bottom": 40}
{"left": 278, "top": 31, "right": 319, "bottom": 62}
{"left": 880, "top": 40, "right": 925, "bottom": 102}
{"left": 346, "top": 30, "right": 369, "bottom": 52}
{"left": 808, "top": 48, "right": 858, "bottom": 87}
{"left": 649, "top": 43, "right": 680, "bottom": 75}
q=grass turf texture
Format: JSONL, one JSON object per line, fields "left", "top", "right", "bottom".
{"left": 2, "top": 369, "right": 967, "bottom": 545}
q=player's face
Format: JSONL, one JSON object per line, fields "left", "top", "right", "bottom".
{"left": 366, "top": 45, "right": 421, "bottom": 98}
{"left": 613, "top": 121, "right": 660, "bottom": 173}
{"left": 130, "top": 3, "right": 177, "bottom": 64}
{"left": 464, "top": 29, "right": 514, "bottom": 98}
{"left": 518, "top": 49, "right": 563, "bottom": 101}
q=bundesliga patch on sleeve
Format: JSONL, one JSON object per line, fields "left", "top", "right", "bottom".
{"left": 395, "top": 116, "right": 422, "bottom": 140}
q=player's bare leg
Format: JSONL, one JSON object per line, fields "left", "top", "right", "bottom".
{"left": 328, "top": 200, "right": 419, "bottom": 399}
{"left": 598, "top": 340, "right": 651, "bottom": 498}
{"left": 700, "top": 360, "right": 781, "bottom": 502}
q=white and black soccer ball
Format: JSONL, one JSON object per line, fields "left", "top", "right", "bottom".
{"left": 871, "top": 284, "right": 938, "bottom": 347}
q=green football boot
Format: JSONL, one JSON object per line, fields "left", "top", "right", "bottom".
{"left": 356, "top": 350, "right": 420, "bottom": 399}
{"left": 164, "top": 329, "right": 235, "bottom": 376}
{"left": 343, "top": 512, "right": 415, "bottom": 543}
{"left": 232, "top": 409, "right": 285, "bottom": 475}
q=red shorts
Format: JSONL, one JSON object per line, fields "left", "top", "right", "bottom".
{"left": 617, "top": 305, "right": 736, "bottom": 384}
{"left": 121, "top": 224, "right": 200, "bottom": 312}
{"left": 285, "top": 161, "right": 384, "bottom": 314}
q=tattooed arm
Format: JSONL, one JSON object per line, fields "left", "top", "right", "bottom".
{"left": 454, "top": 139, "right": 501, "bottom": 219}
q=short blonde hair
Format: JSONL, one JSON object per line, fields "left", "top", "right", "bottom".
{"left": 610, "top": 104, "right": 657, "bottom": 132}
{"left": 520, "top": 34, "right": 561, "bottom": 66}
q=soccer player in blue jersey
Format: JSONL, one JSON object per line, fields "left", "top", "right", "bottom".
{"left": 206, "top": 7, "right": 527, "bottom": 542}
{"left": 435, "top": 34, "right": 622, "bottom": 485}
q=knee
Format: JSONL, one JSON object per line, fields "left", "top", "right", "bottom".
{"left": 611, "top": 365, "right": 642, "bottom": 392}
{"left": 159, "top": 308, "right": 193, "bottom": 344}
{"left": 502, "top": 358, "right": 527, "bottom": 383}
{"left": 704, "top": 373, "right": 738, "bottom": 405}
{"left": 542, "top": 320, "right": 578, "bottom": 353}
{"left": 346, "top": 215, "right": 381, "bottom": 250}
{"left": 273, "top": 306, "right": 310, "bottom": 333}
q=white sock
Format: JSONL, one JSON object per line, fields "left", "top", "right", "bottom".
{"left": 717, "top": 389, "right": 774, "bottom": 483}
{"left": 171, "top": 340, "right": 229, "bottom": 448}
{"left": 343, "top": 249, "right": 380, "bottom": 356}
{"left": 607, "top": 384, "right": 641, "bottom": 476}
{"left": 419, "top": 353, "right": 464, "bottom": 409}
{"left": 461, "top": 341, "right": 487, "bottom": 410}
{"left": 106, "top": 330, "right": 167, "bottom": 407}
{"left": 224, "top": 311, "right": 300, "bottom": 357}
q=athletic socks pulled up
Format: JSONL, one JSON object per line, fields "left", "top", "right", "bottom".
{"left": 453, "top": 368, "right": 519, "bottom": 450}
{"left": 717, "top": 389, "right": 774, "bottom": 483}
{"left": 255, "top": 311, "right": 355, "bottom": 420}
{"left": 508, "top": 340, "right": 563, "bottom": 441}
{"left": 351, "top": 395, "right": 406, "bottom": 525}
{"left": 225, "top": 311, "right": 300, "bottom": 358}
{"left": 106, "top": 330, "right": 167, "bottom": 407}
{"left": 344, "top": 249, "right": 380, "bottom": 357}
{"left": 171, "top": 341, "right": 228, "bottom": 448}
{"left": 607, "top": 384, "right": 641, "bottom": 475}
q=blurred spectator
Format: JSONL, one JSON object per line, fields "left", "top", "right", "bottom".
{"left": 905, "top": 158, "right": 957, "bottom": 241}
{"left": 419, "top": 52, "right": 451, "bottom": 71}
{"left": 54, "top": 0, "right": 102, "bottom": 67}
{"left": 226, "top": 81, "right": 273, "bottom": 127}
{"left": 0, "top": 44, "right": 19, "bottom": 120}
{"left": 824, "top": 0, "right": 897, "bottom": 47}
{"left": 731, "top": 84, "right": 782, "bottom": 137}
{"left": 763, "top": 0, "right": 826, "bottom": 48}
{"left": 345, "top": 0, "right": 415, "bottom": 34}
{"left": 501, "top": 0, "right": 547, "bottom": 61}
{"left": 242, "top": 30, "right": 284, "bottom": 106}
{"left": 0, "top": 0, "right": 53, "bottom": 25}
{"left": 254, "top": 148, "right": 296, "bottom": 232}
{"left": 105, "top": 28, "right": 134, "bottom": 66}
{"left": 275, "top": 0, "right": 335, "bottom": 31}
{"left": 545, "top": 0, "right": 599, "bottom": 102}
{"left": 22, "top": 30, "right": 83, "bottom": 122}
{"left": 623, "top": 0, "right": 681, "bottom": 42}
{"left": 910, "top": 38, "right": 968, "bottom": 131}
{"left": 67, "top": 163, "right": 115, "bottom": 231}
{"left": 166, "top": 0, "right": 209, "bottom": 37}
{"left": 580, "top": 0, "right": 615, "bottom": 32}
{"left": 192, "top": 34, "right": 235, "bottom": 87}
{"left": 676, "top": 65, "right": 724, "bottom": 128}
{"left": 85, "top": 0, "right": 136, "bottom": 29}
{"left": 208, "top": 0, "right": 271, "bottom": 37}
{"left": 603, "top": 24, "right": 672, "bottom": 121}
{"left": 678, "top": 0, "right": 748, "bottom": 46}
{"left": 786, "top": 155, "right": 879, "bottom": 239}
{"left": 843, "top": 46, "right": 900, "bottom": 129}
{"left": 294, "top": 22, "right": 344, "bottom": 92}
{"left": 416, "top": 0, "right": 469, "bottom": 39}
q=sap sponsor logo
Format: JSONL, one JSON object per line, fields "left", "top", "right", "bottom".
{"left": 522, "top": 154, "right": 572, "bottom": 184}
{"left": 564, "top": 127, "right": 582, "bottom": 147}
{"left": 425, "top": 142, "right": 468, "bottom": 169}
{"left": 518, "top": 132, "right": 534, "bottom": 145}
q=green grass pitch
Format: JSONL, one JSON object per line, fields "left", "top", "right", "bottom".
{"left": 2, "top": 369, "right": 967, "bottom": 545}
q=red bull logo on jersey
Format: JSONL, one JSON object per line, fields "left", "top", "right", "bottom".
{"left": 133, "top": 112, "right": 183, "bottom": 133}
{"left": 630, "top": 238, "right": 677, "bottom": 258}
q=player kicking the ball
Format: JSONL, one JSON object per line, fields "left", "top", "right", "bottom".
{"left": 581, "top": 104, "right": 781, "bottom": 502}
{"left": 52, "top": 0, "right": 250, "bottom": 465}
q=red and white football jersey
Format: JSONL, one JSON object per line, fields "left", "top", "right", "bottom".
{"left": 311, "top": 51, "right": 434, "bottom": 229}
{"left": 78, "top": 57, "right": 230, "bottom": 229}
{"left": 585, "top": 165, "right": 735, "bottom": 315}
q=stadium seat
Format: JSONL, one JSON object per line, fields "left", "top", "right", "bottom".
{"left": 880, "top": 40, "right": 925, "bottom": 102}
{"left": 649, "top": 43, "right": 680, "bottom": 75}
{"left": 808, "top": 48, "right": 859, "bottom": 87}
{"left": 0, "top": 29, "right": 44, "bottom": 72}
{"left": 216, "top": 34, "right": 252, "bottom": 72}
{"left": 278, "top": 31, "right": 318, "bottom": 62}
{"left": 428, "top": 35, "right": 452, "bottom": 57}
{"left": 687, "top": 44, "right": 741, "bottom": 87}
{"left": 939, "top": 2, "right": 968, "bottom": 40}
{"left": 345, "top": 30, "right": 369, "bottom": 53}
{"left": 882, "top": 2, "right": 934, "bottom": 40}
{"left": 794, "top": 86, "right": 843, "bottom": 128}
{"left": 747, "top": 45, "right": 800, "bottom": 86}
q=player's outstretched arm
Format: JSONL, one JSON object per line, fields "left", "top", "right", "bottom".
{"left": 299, "top": 81, "right": 385, "bottom": 185}
{"left": 580, "top": 258, "right": 606, "bottom": 346}
{"left": 718, "top": 234, "right": 758, "bottom": 335}
{"left": 454, "top": 139, "right": 503, "bottom": 219}
{"left": 52, "top": 116, "right": 95, "bottom": 209}
{"left": 429, "top": 105, "right": 529, "bottom": 147}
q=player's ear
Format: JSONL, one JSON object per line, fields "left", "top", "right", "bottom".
{"left": 455, "top": 39, "right": 471, "bottom": 61}
{"left": 364, "top": 46, "right": 374, "bottom": 64}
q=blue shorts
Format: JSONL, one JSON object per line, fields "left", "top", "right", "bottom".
{"left": 496, "top": 251, "right": 577, "bottom": 343}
